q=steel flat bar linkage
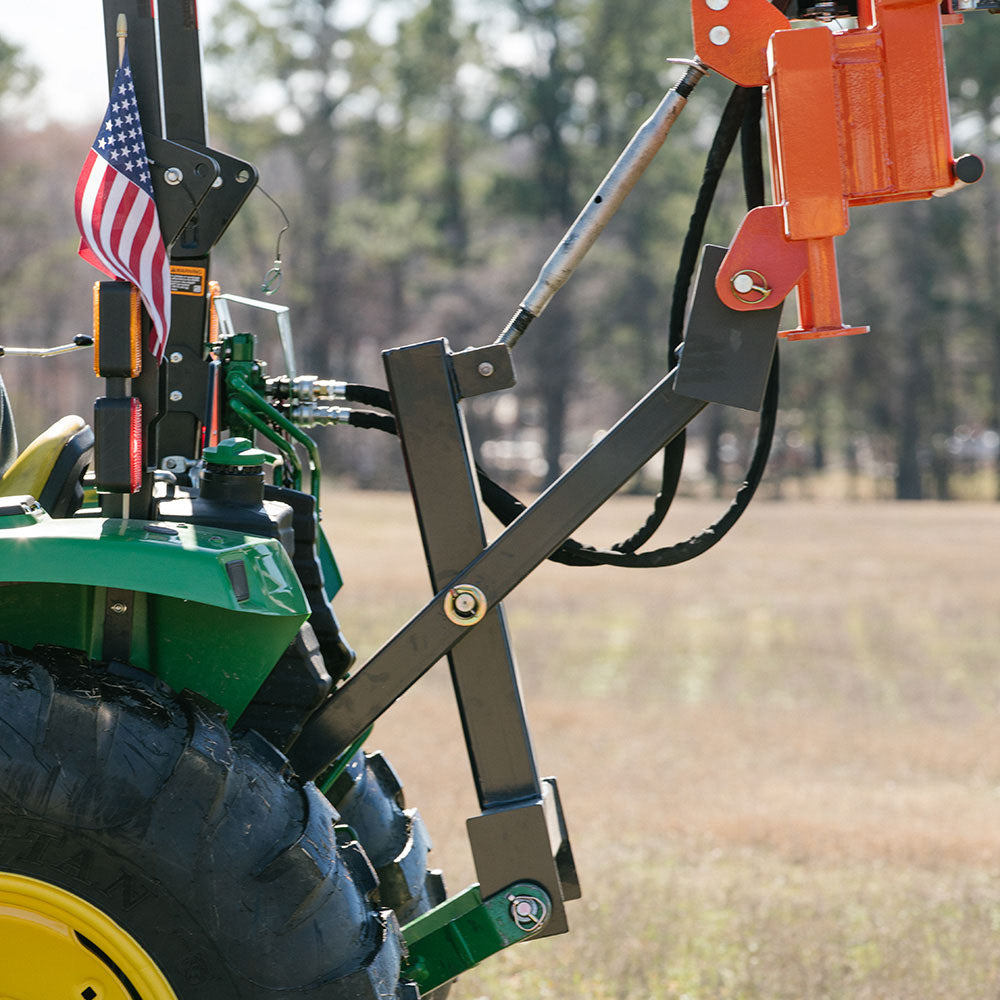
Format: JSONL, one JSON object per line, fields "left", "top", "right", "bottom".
{"left": 290, "top": 372, "right": 706, "bottom": 781}
{"left": 382, "top": 340, "right": 579, "bottom": 936}
{"left": 383, "top": 341, "right": 542, "bottom": 811}
{"left": 288, "top": 246, "right": 782, "bottom": 786}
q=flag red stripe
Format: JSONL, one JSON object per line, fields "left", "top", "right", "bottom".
{"left": 149, "top": 245, "right": 169, "bottom": 357}
{"left": 75, "top": 153, "right": 120, "bottom": 280}
{"left": 127, "top": 198, "right": 155, "bottom": 285}
{"left": 85, "top": 168, "right": 123, "bottom": 279}
{"left": 73, "top": 148, "right": 97, "bottom": 217}
{"left": 110, "top": 182, "right": 140, "bottom": 267}
{"left": 116, "top": 189, "right": 148, "bottom": 283}
{"left": 89, "top": 166, "right": 119, "bottom": 257}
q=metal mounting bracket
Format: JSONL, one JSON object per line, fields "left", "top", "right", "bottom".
{"left": 402, "top": 881, "right": 554, "bottom": 995}
{"left": 381, "top": 337, "right": 575, "bottom": 937}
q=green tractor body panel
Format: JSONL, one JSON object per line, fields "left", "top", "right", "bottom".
{"left": 0, "top": 501, "right": 308, "bottom": 720}
{"left": 317, "top": 522, "right": 344, "bottom": 599}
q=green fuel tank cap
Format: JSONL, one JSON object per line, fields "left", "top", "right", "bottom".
{"left": 203, "top": 437, "right": 272, "bottom": 467}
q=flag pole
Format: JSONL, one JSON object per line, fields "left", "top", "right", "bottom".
{"left": 118, "top": 13, "right": 129, "bottom": 519}
{"left": 117, "top": 13, "right": 127, "bottom": 68}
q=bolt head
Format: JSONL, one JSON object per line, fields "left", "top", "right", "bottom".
{"left": 706, "top": 0, "right": 729, "bottom": 9}
{"left": 110, "top": 602, "right": 128, "bottom": 615}
{"left": 455, "top": 592, "right": 477, "bottom": 614}
{"left": 478, "top": 361, "right": 495, "bottom": 378}
{"left": 444, "top": 584, "right": 487, "bottom": 626}
{"left": 709, "top": 25, "right": 731, "bottom": 45}
{"left": 164, "top": 167, "right": 184, "bottom": 186}
{"left": 732, "top": 272, "right": 755, "bottom": 295}
{"left": 169, "top": 351, "right": 184, "bottom": 364}
{"left": 169, "top": 390, "right": 183, "bottom": 402}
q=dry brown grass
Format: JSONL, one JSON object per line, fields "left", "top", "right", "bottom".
{"left": 324, "top": 490, "right": 1000, "bottom": 999}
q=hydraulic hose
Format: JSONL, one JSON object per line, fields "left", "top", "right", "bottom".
{"left": 342, "top": 83, "right": 781, "bottom": 569}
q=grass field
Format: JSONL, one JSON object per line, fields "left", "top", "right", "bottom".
{"left": 324, "top": 490, "right": 1000, "bottom": 999}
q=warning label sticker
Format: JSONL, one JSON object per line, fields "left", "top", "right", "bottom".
{"left": 170, "top": 265, "right": 207, "bottom": 296}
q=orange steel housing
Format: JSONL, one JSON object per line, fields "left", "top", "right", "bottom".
{"left": 692, "top": 0, "right": 965, "bottom": 338}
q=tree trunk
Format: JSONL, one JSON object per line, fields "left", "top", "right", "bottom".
{"left": 705, "top": 407, "right": 726, "bottom": 499}
{"left": 895, "top": 329, "right": 925, "bottom": 500}
{"left": 983, "top": 146, "right": 1000, "bottom": 501}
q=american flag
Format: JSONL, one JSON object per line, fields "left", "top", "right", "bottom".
{"left": 75, "top": 48, "right": 171, "bottom": 363}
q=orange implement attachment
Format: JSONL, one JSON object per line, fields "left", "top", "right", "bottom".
{"left": 691, "top": 0, "right": 789, "bottom": 87}
{"left": 693, "top": 0, "right": 970, "bottom": 339}
{"left": 714, "top": 206, "right": 807, "bottom": 311}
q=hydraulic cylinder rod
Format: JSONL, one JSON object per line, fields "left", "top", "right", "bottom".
{"left": 497, "top": 59, "right": 707, "bottom": 348}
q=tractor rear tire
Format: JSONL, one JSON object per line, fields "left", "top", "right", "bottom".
{"left": 329, "top": 751, "right": 453, "bottom": 997}
{"left": 0, "top": 646, "right": 416, "bottom": 1000}
{"left": 330, "top": 751, "right": 447, "bottom": 925}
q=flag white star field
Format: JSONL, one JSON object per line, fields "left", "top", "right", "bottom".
{"left": 74, "top": 48, "right": 171, "bottom": 362}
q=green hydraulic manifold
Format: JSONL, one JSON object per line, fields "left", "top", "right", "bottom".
{"left": 401, "top": 882, "right": 553, "bottom": 995}
{"left": 218, "top": 336, "right": 343, "bottom": 598}
{"left": 221, "top": 333, "right": 322, "bottom": 497}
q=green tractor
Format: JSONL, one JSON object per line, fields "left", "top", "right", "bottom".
{"left": 0, "top": 0, "right": 992, "bottom": 996}
{"left": 0, "top": 5, "right": 575, "bottom": 996}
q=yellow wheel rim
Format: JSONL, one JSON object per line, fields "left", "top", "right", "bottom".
{"left": 0, "top": 872, "right": 178, "bottom": 1000}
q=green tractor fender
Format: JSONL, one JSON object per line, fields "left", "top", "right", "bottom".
{"left": 0, "top": 496, "right": 308, "bottom": 720}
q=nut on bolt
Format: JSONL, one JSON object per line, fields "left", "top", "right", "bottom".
{"left": 444, "top": 584, "right": 487, "bottom": 626}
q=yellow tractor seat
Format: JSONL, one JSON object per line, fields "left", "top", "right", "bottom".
{"left": 0, "top": 372, "right": 15, "bottom": 477}
{"left": 0, "top": 415, "right": 95, "bottom": 518}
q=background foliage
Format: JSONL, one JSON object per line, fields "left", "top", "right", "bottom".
{"left": 1, "top": 2, "right": 998, "bottom": 500}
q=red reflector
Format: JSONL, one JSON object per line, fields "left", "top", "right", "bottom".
{"left": 128, "top": 398, "right": 143, "bottom": 493}
{"left": 94, "top": 396, "right": 145, "bottom": 494}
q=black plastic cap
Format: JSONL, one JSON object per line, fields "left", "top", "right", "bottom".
{"left": 954, "top": 153, "right": 985, "bottom": 185}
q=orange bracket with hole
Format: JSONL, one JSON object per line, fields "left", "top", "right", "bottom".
{"left": 692, "top": 0, "right": 970, "bottom": 339}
